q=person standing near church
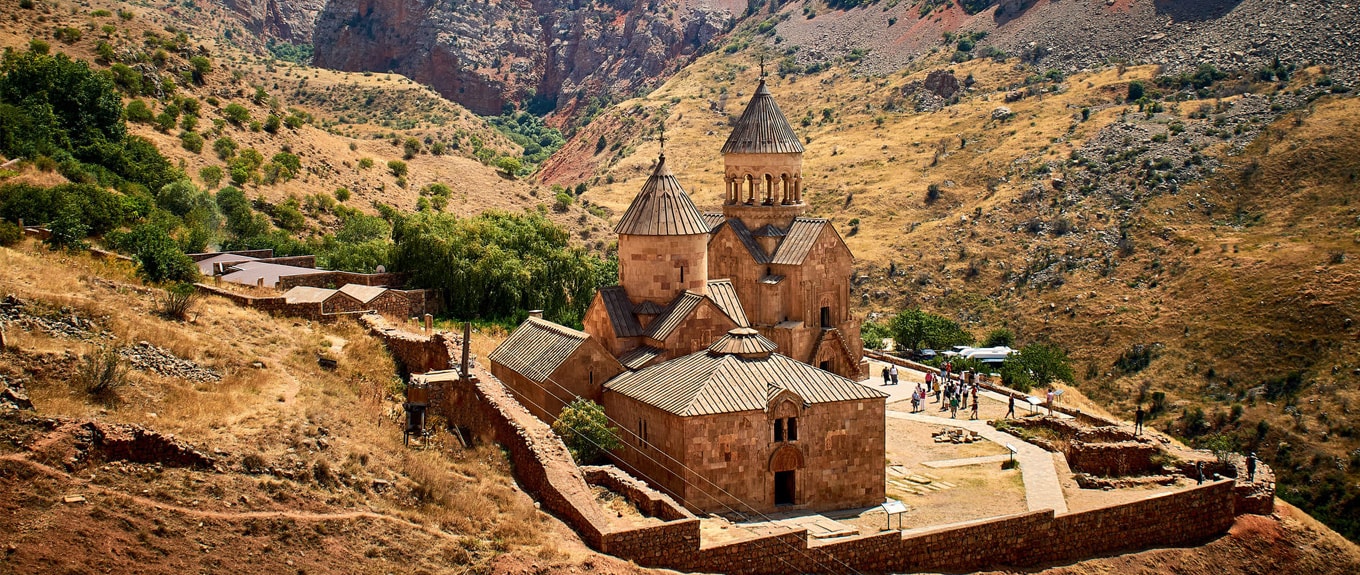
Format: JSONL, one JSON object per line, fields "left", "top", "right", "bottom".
{"left": 889, "top": 364, "right": 899, "bottom": 386}
{"left": 1135, "top": 405, "right": 1145, "bottom": 435}
{"left": 882, "top": 365, "right": 890, "bottom": 386}
{"left": 1006, "top": 394, "right": 1016, "bottom": 419}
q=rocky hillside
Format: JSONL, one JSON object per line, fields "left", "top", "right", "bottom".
{"left": 540, "top": 31, "right": 1360, "bottom": 539}
{"left": 310, "top": 0, "right": 743, "bottom": 121}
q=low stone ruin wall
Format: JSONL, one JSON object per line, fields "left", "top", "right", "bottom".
{"left": 581, "top": 465, "right": 694, "bottom": 522}
{"left": 25, "top": 417, "right": 217, "bottom": 471}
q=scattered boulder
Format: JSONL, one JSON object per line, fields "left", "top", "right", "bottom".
{"left": 0, "top": 376, "right": 33, "bottom": 411}
{"left": 933, "top": 428, "right": 982, "bottom": 444}
{"left": 991, "top": 106, "right": 1014, "bottom": 120}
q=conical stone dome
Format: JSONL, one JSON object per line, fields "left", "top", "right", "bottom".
{"left": 613, "top": 154, "right": 710, "bottom": 236}
{"left": 721, "top": 79, "right": 805, "bottom": 155}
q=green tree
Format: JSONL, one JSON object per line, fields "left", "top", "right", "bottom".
{"left": 551, "top": 398, "right": 623, "bottom": 464}
{"left": 120, "top": 223, "right": 199, "bottom": 284}
{"left": 0, "top": 50, "right": 126, "bottom": 155}
{"left": 888, "top": 309, "right": 973, "bottom": 351}
{"left": 188, "top": 56, "right": 211, "bottom": 84}
{"left": 1126, "top": 81, "right": 1146, "bottom": 102}
{"left": 391, "top": 210, "right": 611, "bottom": 325}
{"left": 495, "top": 156, "right": 522, "bottom": 177}
{"left": 861, "top": 320, "right": 891, "bottom": 350}
{"left": 386, "top": 160, "right": 407, "bottom": 177}
{"left": 45, "top": 203, "right": 89, "bottom": 250}
{"left": 1000, "top": 343, "right": 1074, "bottom": 392}
{"left": 982, "top": 328, "right": 1015, "bottom": 348}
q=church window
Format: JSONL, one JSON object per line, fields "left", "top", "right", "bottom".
{"left": 787, "top": 417, "right": 798, "bottom": 441}
{"left": 680, "top": 265, "right": 685, "bottom": 283}
{"left": 773, "top": 419, "right": 785, "bottom": 442}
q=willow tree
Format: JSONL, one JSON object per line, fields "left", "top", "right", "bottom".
{"left": 392, "top": 210, "right": 612, "bottom": 326}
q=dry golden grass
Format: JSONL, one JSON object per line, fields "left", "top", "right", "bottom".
{"left": 0, "top": 239, "right": 562, "bottom": 566}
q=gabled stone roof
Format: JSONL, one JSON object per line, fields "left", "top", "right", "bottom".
{"left": 604, "top": 343, "right": 886, "bottom": 417}
{"left": 598, "top": 286, "right": 644, "bottom": 338}
{"left": 705, "top": 279, "right": 749, "bottom": 327}
{"left": 770, "top": 218, "right": 832, "bottom": 265}
{"left": 720, "top": 79, "right": 805, "bottom": 155}
{"left": 613, "top": 154, "right": 710, "bottom": 236}
{"left": 488, "top": 317, "right": 589, "bottom": 383}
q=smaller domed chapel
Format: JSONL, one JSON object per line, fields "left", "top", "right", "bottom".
{"left": 489, "top": 79, "right": 886, "bottom": 514}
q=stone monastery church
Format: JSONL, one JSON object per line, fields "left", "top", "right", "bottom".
{"left": 490, "top": 79, "right": 887, "bottom": 514}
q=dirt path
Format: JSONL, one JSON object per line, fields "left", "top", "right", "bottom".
{"left": 0, "top": 453, "right": 455, "bottom": 540}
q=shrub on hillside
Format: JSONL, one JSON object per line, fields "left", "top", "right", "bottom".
{"left": 157, "top": 282, "right": 198, "bottom": 320}
{"left": 78, "top": 346, "right": 128, "bottom": 400}
{"left": 118, "top": 223, "right": 199, "bottom": 284}
{"left": 0, "top": 220, "right": 21, "bottom": 246}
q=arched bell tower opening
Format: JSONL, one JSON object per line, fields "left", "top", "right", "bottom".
{"left": 720, "top": 78, "right": 808, "bottom": 231}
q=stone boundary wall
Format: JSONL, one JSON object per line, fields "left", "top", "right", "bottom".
{"left": 625, "top": 480, "right": 1237, "bottom": 574}
{"left": 357, "top": 332, "right": 1249, "bottom": 575}
{"left": 358, "top": 314, "right": 457, "bottom": 374}
{"left": 188, "top": 249, "right": 274, "bottom": 262}
{"left": 194, "top": 283, "right": 363, "bottom": 323}
{"left": 277, "top": 270, "right": 410, "bottom": 290}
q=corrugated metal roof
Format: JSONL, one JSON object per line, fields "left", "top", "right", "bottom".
{"left": 618, "top": 345, "right": 664, "bottom": 370}
{"left": 724, "top": 218, "right": 770, "bottom": 264}
{"left": 708, "top": 328, "right": 777, "bottom": 355}
{"left": 220, "top": 261, "right": 328, "bottom": 288}
{"left": 488, "top": 317, "right": 589, "bottom": 383}
{"left": 338, "top": 284, "right": 387, "bottom": 304}
{"left": 196, "top": 253, "right": 259, "bottom": 276}
{"left": 599, "top": 287, "right": 644, "bottom": 338}
{"left": 770, "top": 218, "right": 829, "bottom": 265}
{"left": 701, "top": 212, "right": 726, "bottom": 232}
{"left": 643, "top": 291, "right": 706, "bottom": 341}
{"left": 283, "top": 286, "right": 336, "bottom": 304}
{"left": 720, "top": 80, "right": 806, "bottom": 155}
{"left": 705, "top": 279, "right": 749, "bottom": 327}
{"left": 614, "top": 155, "right": 710, "bottom": 236}
{"left": 604, "top": 349, "right": 886, "bottom": 416}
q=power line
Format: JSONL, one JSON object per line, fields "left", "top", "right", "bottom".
{"left": 501, "top": 378, "right": 835, "bottom": 575}
{"left": 516, "top": 372, "right": 867, "bottom": 575}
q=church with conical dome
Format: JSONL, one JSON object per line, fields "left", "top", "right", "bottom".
{"left": 489, "top": 79, "right": 886, "bottom": 514}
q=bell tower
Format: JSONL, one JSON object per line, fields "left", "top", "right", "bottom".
{"left": 720, "top": 78, "right": 808, "bottom": 231}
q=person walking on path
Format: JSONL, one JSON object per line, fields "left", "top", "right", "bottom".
{"left": 1045, "top": 389, "right": 1055, "bottom": 416}
{"left": 1247, "top": 452, "right": 1258, "bottom": 482}
{"left": 1006, "top": 395, "right": 1016, "bottom": 419}
{"left": 949, "top": 395, "right": 959, "bottom": 419}
{"left": 969, "top": 396, "right": 979, "bottom": 420}
{"left": 1196, "top": 461, "right": 1205, "bottom": 485}
{"left": 1135, "top": 405, "right": 1145, "bottom": 435}
{"left": 890, "top": 364, "right": 899, "bottom": 386}
{"left": 881, "top": 365, "right": 890, "bottom": 386}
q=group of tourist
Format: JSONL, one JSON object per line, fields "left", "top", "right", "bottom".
{"left": 886, "top": 362, "right": 984, "bottom": 420}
